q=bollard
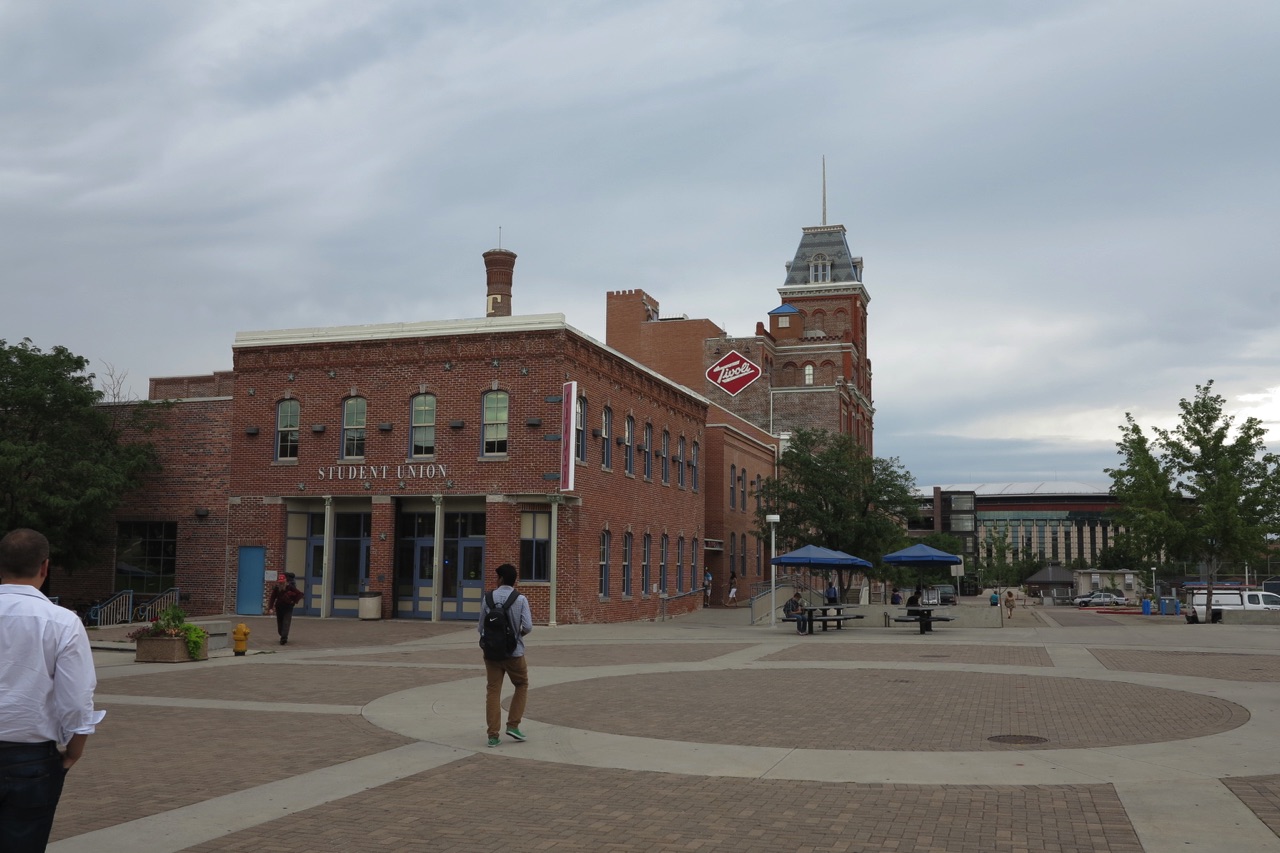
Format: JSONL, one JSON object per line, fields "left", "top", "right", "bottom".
{"left": 232, "top": 623, "right": 250, "bottom": 656}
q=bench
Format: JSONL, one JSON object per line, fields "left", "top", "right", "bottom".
{"left": 893, "top": 613, "right": 955, "bottom": 635}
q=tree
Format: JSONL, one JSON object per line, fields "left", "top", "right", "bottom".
{"left": 1106, "top": 381, "right": 1280, "bottom": 619}
{"left": 0, "top": 339, "right": 159, "bottom": 571}
{"left": 755, "top": 429, "right": 919, "bottom": 596}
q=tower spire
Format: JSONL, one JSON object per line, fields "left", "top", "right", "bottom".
{"left": 821, "top": 156, "right": 827, "bottom": 226}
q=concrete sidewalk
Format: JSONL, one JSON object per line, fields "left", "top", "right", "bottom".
{"left": 53, "top": 603, "right": 1280, "bottom": 852}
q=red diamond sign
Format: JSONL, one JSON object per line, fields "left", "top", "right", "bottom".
{"left": 706, "top": 352, "right": 763, "bottom": 397}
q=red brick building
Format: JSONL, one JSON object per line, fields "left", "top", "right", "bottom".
{"left": 606, "top": 222, "right": 873, "bottom": 450}
{"left": 67, "top": 218, "right": 869, "bottom": 624}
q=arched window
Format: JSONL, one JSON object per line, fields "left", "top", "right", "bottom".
{"left": 642, "top": 533, "right": 652, "bottom": 595}
{"left": 575, "top": 396, "right": 587, "bottom": 463}
{"left": 804, "top": 364, "right": 815, "bottom": 386}
{"left": 482, "top": 391, "right": 508, "bottom": 455}
{"left": 676, "top": 536, "right": 685, "bottom": 592}
{"left": 601, "top": 407, "right": 613, "bottom": 469}
{"left": 411, "top": 394, "right": 436, "bottom": 457}
{"left": 622, "top": 532, "right": 633, "bottom": 596}
{"left": 661, "top": 430, "right": 670, "bottom": 484}
{"left": 660, "top": 534, "right": 669, "bottom": 592}
{"left": 809, "top": 253, "right": 830, "bottom": 283}
{"left": 739, "top": 469, "right": 747, "bottom": 510}
{"left": 624, "top": 416, "right": 635, "bottom": 475}
{"left": 342, "top": 397, "right": 366, "bottom": 459}
{"left": 276, "top": 399, "right": 299, "bottom": 461}
{"left": 643, "top": 423, "right": 653, "bottom": 479}
{"left": 729, "top": 465, "right": 737, "bottom": 509}
{"left": 676, "top": 437, "right": 686, "bottom": 487}
{"left": 691, "top": 538, "right": 699, "bottom": 589}
{"left": 598, "top": 530, "right": 611, "bottom": 597}
{"left": 690, "top": 442, "right": 700, "bottom": 492}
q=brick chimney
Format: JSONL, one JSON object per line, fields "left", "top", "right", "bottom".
{"left": 483, "top": 249, "right": 517, "bottom": 317}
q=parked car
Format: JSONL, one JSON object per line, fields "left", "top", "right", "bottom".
{"left": 1185, "top": 589, "right": 1280, "bottom": 623}
{"left": 1075, "top": 592, "right": 1127, "bottom": 607}
{"left": 931, "top": 584, "right": 958, "bottom": 605}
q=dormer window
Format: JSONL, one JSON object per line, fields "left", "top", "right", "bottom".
{"left": 809, "top": 254, "right": 830, "bottom": 283}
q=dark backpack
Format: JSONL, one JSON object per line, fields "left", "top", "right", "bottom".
{"left": 479, "top": 590, "right": 520, "bottom": 661}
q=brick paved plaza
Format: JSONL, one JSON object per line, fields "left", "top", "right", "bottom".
{"left": 50, "top": 605, "right": 1280, "bottom": 852}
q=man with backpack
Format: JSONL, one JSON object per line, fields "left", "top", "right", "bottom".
{"left": 478, "top": 563, "right": 533, "bottom": 748}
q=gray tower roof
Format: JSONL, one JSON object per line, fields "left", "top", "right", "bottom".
{"left": 782, "top": 224, "right": 861, "bottom": 287}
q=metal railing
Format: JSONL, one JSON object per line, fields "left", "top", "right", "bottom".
{"left": 658, "top": 587, "right": 704, "bottom": 621}
{"left": 85, "top": 590, "right": 134, "bottom": 628}
{"left": 749, "top": 574, "right": 822, "bottom": 624}
{"left": 133, "top": 588, "right": 180, "bottom": 623}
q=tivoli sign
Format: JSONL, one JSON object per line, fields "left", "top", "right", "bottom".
{"left": 706, "top": 352, "right": 762, "bottom": 397}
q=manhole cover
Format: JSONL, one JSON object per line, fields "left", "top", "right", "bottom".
{"left": 988, "top": 735, "right": 1049, "bottom": 745}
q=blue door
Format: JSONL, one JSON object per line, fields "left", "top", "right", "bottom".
{"left": 236, "top": 547, "right": 265, "bottom": 614}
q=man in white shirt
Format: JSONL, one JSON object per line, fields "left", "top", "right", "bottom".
{"left": 0, "top": 528, "right": 105, "bottom": 852}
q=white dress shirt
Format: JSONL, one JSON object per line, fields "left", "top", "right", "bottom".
{"left": 0, "top": 584, "right": 105, "bottom": 745}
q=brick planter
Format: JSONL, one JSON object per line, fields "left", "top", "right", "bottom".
{"left": 135, "top": 636, "right": 208, "bottom": 663}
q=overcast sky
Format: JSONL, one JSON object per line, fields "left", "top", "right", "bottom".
{"left": 4, "top": 1, "right": 1278, "bottom": 488}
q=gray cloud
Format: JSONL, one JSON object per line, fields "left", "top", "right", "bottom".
{"left": 3, "top": 0, "right": 1277, "bottom": 486}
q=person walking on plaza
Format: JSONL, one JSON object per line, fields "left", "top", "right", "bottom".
{"left": 266, "top": 572, "right": 304, "bottom": 645}
{"left": 1004, "top": 589, "right": 1016, "bottom": 619}
{"left": 725, "top": 577, "right": 738, "bottom": 607}
{"left": 1, "top": 528, "right": 105, "bottom": 853}
{"left": 479, "top": 563, "right": 532, "bottom": 748}
{"left": 825, "top": 581, "right": 839, "bottom": 605}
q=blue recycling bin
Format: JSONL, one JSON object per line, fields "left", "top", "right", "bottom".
{"left": 1142, "top": 599, "right": 1152, "bottom": 616}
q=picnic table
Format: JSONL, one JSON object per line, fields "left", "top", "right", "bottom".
{"left": 799, "top": 603, "right": 865, "bottom": 635}
{"left": 892, "top": 607, "right": 955, "bottom": 635}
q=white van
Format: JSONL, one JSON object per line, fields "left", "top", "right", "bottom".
{"left": 1185, "top": 589, "right": 1280, "bottom": 623}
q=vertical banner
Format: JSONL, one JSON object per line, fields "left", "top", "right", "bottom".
{"left": 560, "top": 381, "right": 577, "bottom": 492}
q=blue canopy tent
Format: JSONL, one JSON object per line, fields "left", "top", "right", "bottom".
{"left": 882, "top": 543, "right": 962, "bottom": 603}
{"left": 770, "top": 545, "right": 872, "bottom": 625}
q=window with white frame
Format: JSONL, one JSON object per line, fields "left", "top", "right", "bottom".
{"left": 277, "top": 399, "right": 299, "bottom": 460}
{"left": 599, "top": 530, "right": 611, "bottom": 597}
{"left": 575, "top": 396, "right": 587, "bottom": 463}
{"left": 601, "top": 407, "right": 612, "bottom": 469}
{"left": 622, "top": 532, "right": 633, "bottom": 596}
{"left": 411, "top": 394, "right": 436, "bottom": 457}
{"left": 520, "top": 512, "right": 551, "bottom": 581}
{"left": 624, "top": 415, "right": 634, "bottom": 475}
{"left": 810, "top": 253, "right": 830, "bottom": 283}
{"left": 482, "top": 391, "right": 508, "bottom": 455}
{"left": 343, "top": 397, "right": 366, "bottom": 459}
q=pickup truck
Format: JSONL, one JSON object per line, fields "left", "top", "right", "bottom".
{"left": 1074, "top": 592, "right": 1127, "bottom": 607}
{"left": 1185, "top": 589, "right": 1280, "bottom": 623}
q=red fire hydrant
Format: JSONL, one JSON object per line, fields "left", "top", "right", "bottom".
{"left": 232, "top": 623, "right": 250, "bottom": 656}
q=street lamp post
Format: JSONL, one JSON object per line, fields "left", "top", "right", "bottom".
{"left": 1151, "top": 567, "right": 1157, "bottom": 601}
{"left": 766, "top": 514, "right": 781, "bottom": 627}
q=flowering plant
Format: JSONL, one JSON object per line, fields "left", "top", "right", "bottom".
{"left": 127, "top": 605, "right": 208, "bottom": 660}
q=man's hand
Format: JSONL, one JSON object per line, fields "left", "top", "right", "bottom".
{"left": 62, "top": 734, "right": 88, "bottom": 770}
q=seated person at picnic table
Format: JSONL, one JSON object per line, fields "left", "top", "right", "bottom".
{"left": 783, "top": 593, "right": 808, "bottom": 634}
{"left": 905, "top": 590, "right": 933, "bottom": 633}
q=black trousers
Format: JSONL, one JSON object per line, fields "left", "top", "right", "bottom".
{"left": 0, "top": 741, "right": 66, "bottom": 853}
{"left": 276, "top": 605, "right": 295, "bottom": 640}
